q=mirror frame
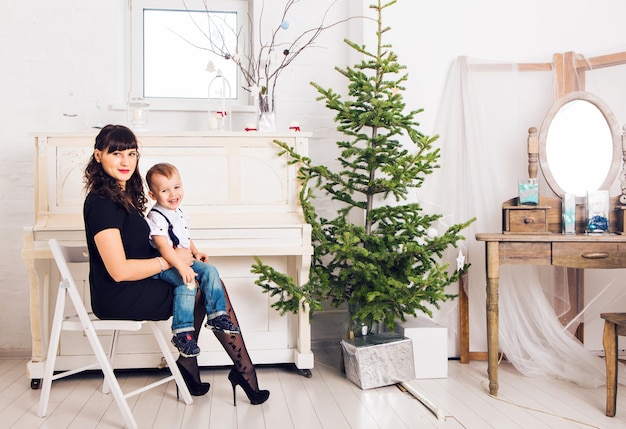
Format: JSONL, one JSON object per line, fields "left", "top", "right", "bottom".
{"left": 538, "top": 91, "right": 622, "bottom": 201}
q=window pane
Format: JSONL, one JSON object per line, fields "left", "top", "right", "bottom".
{"left": 143, "top": 9, "right": 238, "bottom": 99}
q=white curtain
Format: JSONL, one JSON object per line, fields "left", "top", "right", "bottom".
{"left": 419, "top": 53, "right": 626, "bottom": 387}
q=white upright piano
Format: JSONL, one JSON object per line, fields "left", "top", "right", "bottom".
{"left": 22, "top": 131, "right": 314, "bottom": 388}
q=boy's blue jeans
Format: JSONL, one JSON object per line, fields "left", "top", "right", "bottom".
{"left": 157, "top": 260, "right": 227, "bottom": 334}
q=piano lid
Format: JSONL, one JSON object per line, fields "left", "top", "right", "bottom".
{"left": 31, "top": 132, "right": 310, "bottom": 233}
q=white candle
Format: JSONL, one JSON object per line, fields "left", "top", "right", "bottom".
{"left": 209, "top": 116, "right": 219, "bottom": 130}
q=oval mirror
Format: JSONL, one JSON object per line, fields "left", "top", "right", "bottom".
{"left": 539, "top": 91, "right": 621, "bottom": 200}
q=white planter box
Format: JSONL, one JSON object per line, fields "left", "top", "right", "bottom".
{"left": 395, "top": 317, "right": 448, "bottom": 379}
{"left": 341, "top": 334, "right": 415, "bottom": 389}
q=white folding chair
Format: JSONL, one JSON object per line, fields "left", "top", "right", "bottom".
{"left": 38, "top": 239, "right": 193, "bottom": 429}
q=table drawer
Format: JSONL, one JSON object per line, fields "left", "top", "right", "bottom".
{"left": 553, "top": 242, "right": 626, "bottom": 268}
{"left": 503, "top": 208, "right": 549, "bottom": 234}
{"left": 500, "top": 242, "right": 552, "bottom": 265}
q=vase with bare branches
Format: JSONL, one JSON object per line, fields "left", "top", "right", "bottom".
{"left": 182, "top": 0, "right": 358, "bottom": 131}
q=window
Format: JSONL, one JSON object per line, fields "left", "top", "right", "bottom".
{"left": 129, "top": 0, "right": 250, "bottom": 110}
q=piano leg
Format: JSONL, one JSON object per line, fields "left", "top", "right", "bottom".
{"left": 23, "top": 228, "right": 48, "bottom": 386}
{"left": 294, "top": 253, "right": 314, "bottom": 372}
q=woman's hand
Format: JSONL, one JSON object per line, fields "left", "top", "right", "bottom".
{"left": 174, "top": 247, "right": 194, "bottom": 266}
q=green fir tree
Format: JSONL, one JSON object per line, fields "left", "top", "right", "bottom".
{"left": 252, "top": 0, "right": 475, "bottom": 333}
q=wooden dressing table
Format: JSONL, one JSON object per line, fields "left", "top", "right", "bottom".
{"left": 476, "top": 91, "right": 626, "bottom": 397}
{"left": 471, "top": 50, "right": 626, "bottom": 397}
{"left": 476, "top": 226, "right": 626, "bottom": 396}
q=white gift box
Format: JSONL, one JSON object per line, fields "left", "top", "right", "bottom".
{"left": 395, "top": 317, "right": 448, "bottom": 379}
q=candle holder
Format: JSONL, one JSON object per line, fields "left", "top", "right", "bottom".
{"left": 208, "top": 69, "right": 231, "bottom": 131}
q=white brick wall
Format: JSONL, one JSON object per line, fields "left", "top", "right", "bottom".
{"left": 4, "top": 0, "right": 626, "bottom": 357}
{"left": 0, "top": 0, "right": 349, "bottom": 355}
{"left": 0, "top": 1, "right": 124, "bottom": 354}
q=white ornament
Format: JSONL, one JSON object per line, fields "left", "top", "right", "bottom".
{"left": 456, "top": 249, "right": 466, "bottom": 271}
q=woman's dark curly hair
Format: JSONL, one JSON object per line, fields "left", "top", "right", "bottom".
{"left": 84, "top": 124, "right": 148, "bottom": 213}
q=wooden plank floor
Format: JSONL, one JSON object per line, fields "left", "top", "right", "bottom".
{"left": 1, "top": 347, "right": 626, "bottom": 428}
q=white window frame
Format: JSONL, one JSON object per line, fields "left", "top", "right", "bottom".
{"left": 128, "top": 0, "right": 252, "bottom": 111}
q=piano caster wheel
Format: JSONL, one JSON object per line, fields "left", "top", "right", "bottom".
{"left": 301, "top": 369, "right": 312, "bottom": 378}
{"left": 31, "top": 378, "right": 42, "bottom": 389}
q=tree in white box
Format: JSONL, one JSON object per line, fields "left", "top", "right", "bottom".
{"left": 252, "top": 0, "right": 474, "bottom": 337}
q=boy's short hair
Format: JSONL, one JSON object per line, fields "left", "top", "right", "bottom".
{"left": 146, "top": 162, "right": 179, "bottom": 191}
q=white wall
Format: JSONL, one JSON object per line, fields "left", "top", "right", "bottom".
{"left": 377, "top": 0, "right": 626, "bottom": 133}
{"left": 2, "top": 0, "right": 626, "bottom": 356}
{"left": 375, "top": 0, "right": 626, "bottom": 356}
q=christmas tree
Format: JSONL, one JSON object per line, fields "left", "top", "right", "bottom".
{"left": 252, "top": 0, "right": 475, "bottom": 334}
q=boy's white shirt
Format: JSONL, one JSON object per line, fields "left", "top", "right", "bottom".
{"left": 146, "top": 203, "right": 192, "bottom": 249}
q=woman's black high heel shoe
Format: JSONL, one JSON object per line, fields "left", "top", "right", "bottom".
{"left": 228, "top": 368, "right": 270, "bottom": 406}
{"left": 176, "top": 361, "right": 210, "bottom": 397}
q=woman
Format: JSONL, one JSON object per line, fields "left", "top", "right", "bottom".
{"left": 83, "top": 124, "right": 269, "bottom": 405}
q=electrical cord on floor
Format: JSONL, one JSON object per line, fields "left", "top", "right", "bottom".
{"left": 480, "top": 379, "right": 602, "bottom": 429}
{"left": 399, "top": 382, "right": 446, "bottom": 421}
{"left": 492, "top": 353, "right": 604, "bottom": 428}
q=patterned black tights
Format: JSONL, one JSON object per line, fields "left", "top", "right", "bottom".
{"left": 176, "top": 280, "right": 259, "bottom": 391}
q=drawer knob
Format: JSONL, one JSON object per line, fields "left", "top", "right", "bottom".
{"left": 581, "top": 252, "right": 609, "bottom": 259}
{"left": 523, "top": 217, "right": 534, "bottom": 224}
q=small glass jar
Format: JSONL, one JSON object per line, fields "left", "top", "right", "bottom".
{"left": 127, "top": 98, "right": 150, "bottom": 129}
{"left": 518, "top": 178, "right": 539, "bottom": 206}
{"left": 562, "top": 193, "right": 576, "bottom": 234}
{"left": 586, "top": 190, "right": 609, "bottom": 234}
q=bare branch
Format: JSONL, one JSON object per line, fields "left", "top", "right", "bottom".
{"left": 179, "top": 0, "right": 368, "bottom": 99}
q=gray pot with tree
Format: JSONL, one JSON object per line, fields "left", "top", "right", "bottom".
{"left": 251, "top": 0, "right": 475, "bottom": 340}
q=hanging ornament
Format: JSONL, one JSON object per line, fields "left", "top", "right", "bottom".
{"left": 456, "top": 249, "right": 466, "bottom": 271}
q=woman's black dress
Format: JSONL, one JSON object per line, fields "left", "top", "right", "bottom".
{"left": 83, "top": 192, "right": 173, "bottom": 321}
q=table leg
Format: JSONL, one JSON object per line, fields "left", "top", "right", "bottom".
{"left": 459, "top": 273, "right": 470, "bottom": 363}
{"left": 485, "top": 241, "right": 500, "bottom": 396}
{"left": 603, "top": 320, "right": 617, "bottom": 417}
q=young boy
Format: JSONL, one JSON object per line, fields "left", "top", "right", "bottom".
{"left": 145, "top": 162, "right": 239, "bottom": 357}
